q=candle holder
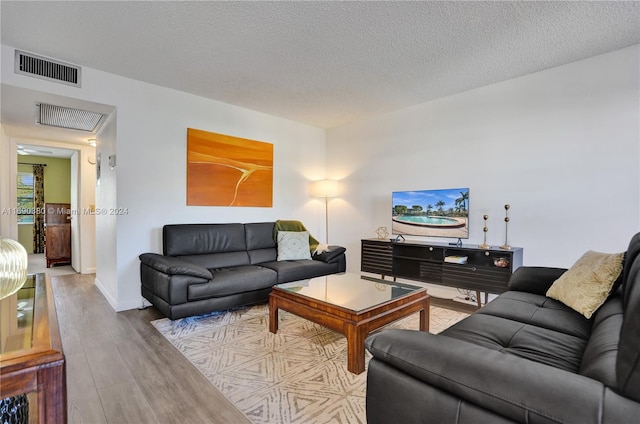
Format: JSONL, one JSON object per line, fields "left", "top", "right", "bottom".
{"left": 500, "top": 204, "right": 511, "bottom": 250}
{"left": 479, "top": 214, "right": 489, "bottom": 249}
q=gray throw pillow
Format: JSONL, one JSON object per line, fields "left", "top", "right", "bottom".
{"left": 277, "top": 231, "right": 312, "bottom": 261}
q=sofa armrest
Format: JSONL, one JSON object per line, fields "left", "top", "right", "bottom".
{"left": 139, "top": 253, "right": 213, "bottom": 280}
{"left": 312, "top": 245, "right": 346, "bottom": 263}
{"left": 507, "top": 266, "right": 567, "bottom": 295}
{"left": 366, "top": 329, "right": 612, "bottom": 424}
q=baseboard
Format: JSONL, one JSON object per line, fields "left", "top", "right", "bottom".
{"left": 94, "top": 277, "right": 147, "bottom": 312}
{"left": 94, "top": 277, "right": 117, "bottom": 310}
{"left": 117, "top": 297, "right": 147, "bottom": 312}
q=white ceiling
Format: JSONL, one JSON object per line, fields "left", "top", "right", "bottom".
{"left": 1, "top": 1, "right": 639, "bottom": 136}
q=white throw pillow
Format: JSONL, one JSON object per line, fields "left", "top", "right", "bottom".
{"left": 277, "top": 231, "right": 312, "bottom": 261}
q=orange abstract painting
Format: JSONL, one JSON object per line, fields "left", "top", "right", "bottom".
{"left": 187, "top": 128, "right": 273, "bottom": 207}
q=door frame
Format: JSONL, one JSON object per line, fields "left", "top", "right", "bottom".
{"left": 8, "top": 138, "right": 96, "bottom": 273}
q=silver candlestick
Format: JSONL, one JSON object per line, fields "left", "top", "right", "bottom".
{"left": 479, "top": 214, "right": 489, "bottom": 249}
{"left": 500, "top": 204, "right": 511, "bottom": 250}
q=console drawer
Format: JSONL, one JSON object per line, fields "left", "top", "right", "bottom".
{"left": 442, "top": 263, "right": 510, "bottom": 293}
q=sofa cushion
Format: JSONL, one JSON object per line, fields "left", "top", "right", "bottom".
{"left": 248, "top": 248, "right": 277, "bottom": 265}
{"left": 245, "top": 222, "right": 276, "bottom": 250}
{"left": 179, "top": 251, "right": 250, "bottom": 269}
{"left": 260, "top": 259, "right": 338, "bottom": 284}
{"left": 276, "top": 231, "right": 312, "bottom": 261}
{"left": 476, "top": 291, "right": 593, "bottom": 340}
{"left": 366, "top": 329, "right": 626, "bottom": 424}
{"left": 442, "top": 313, "right": 588, "bottom": 372}
{"left": 617, "top": 232, "right": 640, "bottom": 402}
{"left": 139, "top": 253, "right": 213, "bottom": 279}
{"left": 187, "top": 265, "right": 277, "bottom": 301}
{"left": 163, "top": 223, "right": 247, "bottom": 256}
{"left": 508, "top": 266, "right": 568, "bottom": 295}
{"left": 244, "top": 222, "right": 278, "bottom": 264}
{"left": 546, "top": 250, "right": 624, "bottom": 319}
{"left": 579, "top": 293, "right": 623, "bottom": 387}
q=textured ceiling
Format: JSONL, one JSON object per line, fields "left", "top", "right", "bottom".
{"left": 1, "top": 1, "right": 639, "bottom": 129}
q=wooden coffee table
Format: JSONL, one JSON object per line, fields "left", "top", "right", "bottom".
{"left": 0, "top": 273, "right": 66, "bottom": 423}
{"left": 269, "top": 273, "right": 429, "bottom": 374}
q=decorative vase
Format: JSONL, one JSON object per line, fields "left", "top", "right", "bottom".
{"left": 0, "top": 238, "right": 28, "bottom": 300}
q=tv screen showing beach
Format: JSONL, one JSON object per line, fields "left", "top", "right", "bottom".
{"left": 392, "top": 188, "right": 469, "bottom": 239}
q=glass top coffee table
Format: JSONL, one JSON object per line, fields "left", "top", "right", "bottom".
{"left": 269, "top": 272, "right": 429, "bottom": 374}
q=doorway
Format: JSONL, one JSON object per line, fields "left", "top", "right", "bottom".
{"left": 14, "top": 142, "right": 96, "bottom": 274}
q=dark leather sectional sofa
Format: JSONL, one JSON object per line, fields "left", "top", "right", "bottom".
{"left": 139, "top": 222, "right": 346, "bottom": 320}
{"left": 365, "top": 233, "right": 640, "bottom": 424}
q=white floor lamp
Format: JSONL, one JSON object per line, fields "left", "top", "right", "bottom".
{"left": 310, "top": 179, "right": 338, "bottom": 244}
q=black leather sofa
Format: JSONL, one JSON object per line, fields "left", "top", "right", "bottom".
{"left": 365, "top": 233, "right": 640, "bottom": 424}
{"left": 139, "top": 222, "right": 346, "bottom": 320}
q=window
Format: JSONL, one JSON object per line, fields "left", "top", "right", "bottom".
{"left": 17, "top": 171, "right": 34, "bottom": 224}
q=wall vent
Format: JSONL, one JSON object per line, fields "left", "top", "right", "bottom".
{"left": 15, "top": 50, "right": 81, "bottom": 87}
{"left": 36, "top": 103, "right": 104, "bottom": 132}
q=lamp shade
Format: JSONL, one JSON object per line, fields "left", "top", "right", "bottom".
{"left": 310, "top": 179, "right": 338, "bottom": 198}
{"left": 0, "top": 238, "right": 28, "bottom": 300}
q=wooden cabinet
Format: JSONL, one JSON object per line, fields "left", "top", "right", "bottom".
{"left": 0, "top": 273, "right": 67, "bottom": 424}
{"left": 361, "top": 238, "right": 523, "bottom": 295}
{"left": 44, "top": 203, "right": 71, "bottom": 268}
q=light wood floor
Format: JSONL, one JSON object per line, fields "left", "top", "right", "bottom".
{"left": 51, "top": 273, "right": 250, "bottom": 424}
{"left": 28, "top": 253, "right": 76, "bottom": 277}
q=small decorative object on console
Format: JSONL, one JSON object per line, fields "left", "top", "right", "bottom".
{"left": 444, "top": 255, "right": 468, "bottom": 264}
{"left": 494, "top": 257, "right": 510, "bottom": 268}
{"left": 375, "top": 227, "right": 389, "bottom": 239}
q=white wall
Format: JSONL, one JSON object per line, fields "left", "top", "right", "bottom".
{"left": 107, "top": 70, "right": 327, "bottom": 311}
{"left": 2, "top": 44, "right": 327, "bottom": 311}
{"left": 95, "top": 112, "right": 118, "bottom": 306}
{"left": 76, "top": 143, "right": 97, "bottom": 274}
{"left": 0, "top": 125, "right": 13, "bottom": 238}
{"left": 327, "top": 46, "right": 640, "bottom": 271}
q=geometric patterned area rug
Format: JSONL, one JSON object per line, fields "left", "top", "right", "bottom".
{"left": 151, "top": 304, "right": 468, "bottom": 424}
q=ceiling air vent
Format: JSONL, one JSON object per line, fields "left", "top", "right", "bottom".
{"left": 36, "top": 103, "right": 105, "bottom": 132}
{"left": 15, "top": 50, "right": 81, "bottom": 87}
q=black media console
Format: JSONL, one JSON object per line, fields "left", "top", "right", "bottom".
{"left": 361, "top": 238, "right": 523, "bottom": 306}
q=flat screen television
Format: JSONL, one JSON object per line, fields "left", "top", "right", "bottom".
{"left": 392, "top": 188, "right": 469, "bottom": 239}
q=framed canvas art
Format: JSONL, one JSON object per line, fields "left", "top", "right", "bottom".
{"left": 187, "top": 128, "right": 273, "bottom": 207}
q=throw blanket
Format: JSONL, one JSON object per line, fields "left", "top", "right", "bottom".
{"left": 274, "top": 220, "right": 325, "bottom": 254}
